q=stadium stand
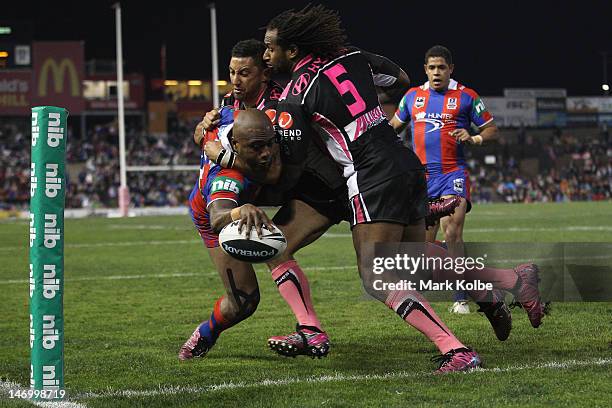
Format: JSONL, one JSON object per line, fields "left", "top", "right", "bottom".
{"left": 1, "top": 118, "right": 609, "bottom": 210}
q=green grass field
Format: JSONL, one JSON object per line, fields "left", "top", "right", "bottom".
{"left": 1, "top": 202, "right": 611, "bottom": 407}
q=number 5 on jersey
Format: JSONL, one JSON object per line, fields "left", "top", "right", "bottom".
{"left": 324, "top": 64, "right": 366, "bottom": 117}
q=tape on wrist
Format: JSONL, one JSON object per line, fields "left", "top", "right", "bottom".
{"left": 220, "top": 150, "right": 236, "bottom": 168}
{"left": 472, "top": 135, "right": 483, "bottom": 145}
{"left": 230, "top": 207, "right": 241, "bottom": 221}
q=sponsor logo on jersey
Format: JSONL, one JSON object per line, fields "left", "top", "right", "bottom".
{"left": 414, "top": 111, "right": 457, "bottom": 133}
{"left": 265, "top": 109, "right": 277, "bottom": 123}
{"left": 278, "top": 112, "right": 294, "bottom": 129}
{"left": 474, "top": 98, "right": 486, "bottom": 116}
{"left": 415, "top": 96, "right": 426, "bottom": 108}
{"left": 453, "top": 178, "right": 464, "bottom": 193}
{"left": 292, "top": 73, "right": 311, "bottom": 95}
{"left": 447, "top": 97, "right": 457, "bottom": 110}
{"left": 211, "top": 176, "right": 242, "bottom": 195}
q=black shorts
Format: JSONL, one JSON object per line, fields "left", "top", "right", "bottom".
{"left": 288, "top": 171, "right": 350, "bottom": 225}
{"left": 349, "top": 170, "right": 427, "bottom": 227}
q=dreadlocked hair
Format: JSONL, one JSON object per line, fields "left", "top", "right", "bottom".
{"left": 267, "top": 4, "right": 347, "bottom": 59}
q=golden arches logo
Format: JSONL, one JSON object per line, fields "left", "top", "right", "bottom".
{"left": 38, "top": 58, "right": 80, "bottom": 97}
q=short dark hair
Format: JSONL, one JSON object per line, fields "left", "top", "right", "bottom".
{"left": 231, "top": 39, "right": 267, "bottom": 69}
{"left": 267, "top": 4, "right": 347, "bottom": 58}
{"left": 425, "top": 45, "right": 453, "bottom": 65}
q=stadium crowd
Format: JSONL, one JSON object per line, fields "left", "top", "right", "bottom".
{"left": 1, "top": 120, "right": 610, "bottom": 210}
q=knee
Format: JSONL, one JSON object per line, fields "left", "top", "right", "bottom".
{"left": 225, "top": 289, "right": 260, "bottom": 321}
{"left": 238, "top": 289, "right": 260, "bottom": 319}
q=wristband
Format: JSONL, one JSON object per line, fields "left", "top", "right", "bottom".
{"left": 215, "top": 148, "right": 226, "bottom": 165}
{"left": 230, "top": 207, "right": 241, "bottom": 221}
{"left": 472, "top": 135, "right": 483, "bottom": 145}
{"left": 220, "top": 150, "right": 236, "bottom": 168}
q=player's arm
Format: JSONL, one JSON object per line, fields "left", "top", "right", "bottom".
{"left": 209, "top": 199, "right": 274, "bottom": 238}
{"left": 204, "top": 141, "right": 282, "bottom": 185}
{"left": 390, "top": 115, "right": 407, "bottom": 133}
{"left": 390, "top": 91, "right": 412, "bottom": 133}
{"left": 193, "top": 109, "right": 221, "bottom": 146}
{"left": 452, "top": 93, "right": 498, "bottom": 144}
{"left": 360, "top": 49, "right": 410, "bottom": 103}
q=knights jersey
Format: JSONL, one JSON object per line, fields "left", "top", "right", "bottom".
{"left": 274, "top": 48, "right": 423, "bottom": 199}
{"left": 395, "top": 79, "right": 494, "bottom": 176}
{"left": 196, "top": 109, "right": 258, "bottom": 209}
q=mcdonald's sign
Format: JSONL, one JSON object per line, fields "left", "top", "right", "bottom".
{"left": 32, "top": 41, "right": 84, "bottom": 113}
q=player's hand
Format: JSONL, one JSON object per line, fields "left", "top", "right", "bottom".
{"left": 193, "top": 109, "right": 221, "bottom": 147}
{"left": 203, "top": 109, "right": 220, "bottom": 130}
{"left": 450, "top": 128, "right": 472, "bottom": 143}
{"left": 204, "top": 140, "right": 223, "bottom": 162}
{"left": 237, "top": 204, "right": 274, "bottom": 239}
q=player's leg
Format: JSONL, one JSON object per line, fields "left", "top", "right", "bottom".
{"left": 438, "top": 197, "right": 471, "bottom": 314}
{"left": 180, "top": 187, "right": 260, "bottom": 360}
{"left": 399, "top": 221, "right": 482, "bottom": 373}
{"left": 350, "top": 171, "right": 480, "bottom": 372}
{"left": 265, "top": 197, "right": 344, "bottom": 357}
{"left": 179, "top": 247, "right": 260, "bottom": 360}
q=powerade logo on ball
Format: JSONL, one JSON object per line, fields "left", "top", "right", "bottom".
{"left": 221, "top": 241, "right": 278, "bottom": 263}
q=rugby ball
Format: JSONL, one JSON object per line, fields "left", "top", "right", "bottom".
{"left": 219, "top": 220, "right": 287, "bottom": 263}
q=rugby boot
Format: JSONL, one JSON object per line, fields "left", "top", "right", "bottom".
{"left": 426, "top": 196, "right": 461, "bottom": 228}
{"left": 477, "top": 291, "right": 512, "bottom": 341}
{"left": 178, "top": 321, "right": 217, "bottom": 361}
{"left": 513, "top": 263, "right": 546, "bottom": 328}
{"left": 268, "top": 324, "right": 330, "bottom": 358}
{"left": 432, "top": 347, "right": 482, "bottom": 373}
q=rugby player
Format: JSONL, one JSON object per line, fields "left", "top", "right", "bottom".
{"left": 179, "top": 109, "right": 279, "bottom": 360}
{"left": 199, "top": 39, "right": 431, "bottom": 358}
{"left": 206, "top": 5, "right": 545, "bottom": 372}
{"left": 390, "top": 45, "right": 512, "bottom": 339}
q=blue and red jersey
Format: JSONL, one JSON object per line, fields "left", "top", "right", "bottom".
{"left": 190, "top": 107, "right": 258, "bottom": 247}
{"left": 395, "top": 79, "right": 493, "bottom": 176}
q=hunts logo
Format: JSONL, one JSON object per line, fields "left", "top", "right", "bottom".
{"left": 414, "top": 112, "right": 457, "bottom": 133}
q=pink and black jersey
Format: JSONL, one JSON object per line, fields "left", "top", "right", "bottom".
{"left": 395, "top": 79, "right": 493, "bottom": 176}
{"left": 274, "top": 48, "right": 423, "bottom": 200}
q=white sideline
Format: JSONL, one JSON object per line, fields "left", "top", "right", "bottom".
{"left": 69, "top": 357, "right": 612, "bottom": 399}
{"left": 0, "top": 265, "right": 356, "bottom": 285}
{"left": 0, "top": 379, "right": 87, "bottom": 408}
{"left": 1, "top": 224, "right": 611, "bottom": 253}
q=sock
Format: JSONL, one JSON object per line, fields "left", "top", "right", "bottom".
{"left": 199, "top": 296, "right": 232, "bottom": 343}
{"left": 271, "top": 260, "right": 322, "bottom": 331}
{"left": 386, "top": 290, "right": 465, "bottom": 354}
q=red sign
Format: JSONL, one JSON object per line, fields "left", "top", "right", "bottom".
{"left": 32, "top": 41, "right": 84, "bottom": 114}
{"left": 0, "top": 71, "right": 32, "bottom": 115}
